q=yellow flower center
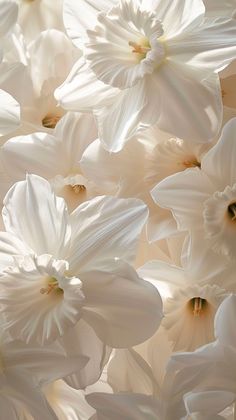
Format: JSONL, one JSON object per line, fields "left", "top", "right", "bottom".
{"left": 40, "top": 277, "right": 63, "bottom": 296}
{"left": 42, "top": 114, "right": 61, "bottom": 129}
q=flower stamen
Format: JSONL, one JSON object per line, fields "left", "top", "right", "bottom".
{"left": 72, "top": 184, "right": 86, "bottom": 194}
{"left": 189, "top": 297, "right": 207, "bottom": 317}
{"left": 128, "top": 41, "right": 150, "bottom": 55}
{"left": 42, "top": 114, "right": 61, "bottom": 129}
{"left": 40, "top": 277, "right": 62, "bottom": 295}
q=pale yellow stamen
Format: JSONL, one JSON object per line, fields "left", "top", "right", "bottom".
{"left": 42, "top": 114, "right": 61, "bottom": 129}
{"left": 183, "top": 159, "right": 201, "bottom": 169}
{"left": 128, "top": 41, "right": 150, "bottom": 55}
{"left": 189, "top": 297, "right": 207, "bottom": 317}
{"left": 40, "top": 278, "right": 62, "bottom": 295}
{"left": 72, "top": 184, "right": 86, "bottom": 194}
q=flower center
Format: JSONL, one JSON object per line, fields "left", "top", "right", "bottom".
{"left": 228, "top": 202, "right": 236, "bottom": 221}
{"left": 188, "top": 297, "right": 208, "bottom": 317}
{"left": 128, "top": 40, "right": 151, "bottom": 57}
{"left": 42, "top": 114, "right": 61, "bottom": 129}
{"left": 40, "top": 277, "right": 63, "bottom": 296}
{"left": 183, "top": 159, "right": 201, "bottom": 169}
{"left": 72, "top": 184, "right": 86, "bottom": 194}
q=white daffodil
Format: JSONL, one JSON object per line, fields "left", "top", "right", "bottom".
{"left": 153, "top": 118, "right": 236, "bottom": 260}
{"left": 0, "top": 112, "right": 106, "bottom": 211}
{"left": 0, "top": 175, "right": 163, "bottom": 378}
{"left": 0, "top": 330, "right": 88, "bottom": 420}
{"left": 56, "top": 0, "right": 236, "bottom": 152}
{"left": 81, "top": 125, "right": 208, "bottom": 242}
{"left": 0, "top": 1, "right": 18, "bottom": 62}
{"left": 167, "top": 295, "right": 236, "bottom": 419}
{"left": 138, "top": 251, "right": 231, "bottom": 351}
{"left": 0, "top": 28, "right": 79, "bottom": 142}
{"left": 0, "top": 89, "right": 20, "bottom": 136}
{"left": 16, "top": 0, "right": 64, "bottom": 44}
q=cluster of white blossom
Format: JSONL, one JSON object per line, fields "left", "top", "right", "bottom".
{"left": 0, "top": 0, "right": 236, "bottom": 418}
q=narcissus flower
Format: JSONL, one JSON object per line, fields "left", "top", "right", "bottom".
{"left": 153, "top": 118, "right": 236, "bottom": 260}
{"left": 57, "top": 0, "right": 236, "bottom": 151}
{"left": 0, "top": 175, "right": 163, "bottom": 356}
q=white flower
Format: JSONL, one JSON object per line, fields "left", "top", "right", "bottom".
{"left": 56, "top": 0, "right": 236, "bottom": 151}
{"left": 0, "top": 112, "right": 105, "bottom": 211}
{"left": 0, "top": 331, "right": 87, "bottom": 420}
{"left": 0, "top": 1, "right": 18, "bottom": 61}
{"left": 0, "top": 29, "right": 79, "bottom": 140}
{"left": 138, "top": 246, "right": 231, "bottom": 351}
{"left": 0, "top": 174, "right": 163, "bottom": 354}
{"left": 152, "top": 118, "right": 236, "bottom": 259}
{"left": 81, "top": 126, "right": 208, "bottom": 242}
{"left": 167, "top": 295, "right": 236, "bottom": 418}
{"left": 16, "top": 0, "right": 64, "bottom": 44}
{"left": 0, "top": 89, "right": 20, "bottom": 136}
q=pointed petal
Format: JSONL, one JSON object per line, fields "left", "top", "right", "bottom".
{"left": 0, "top": 89, "right": 20, "bottom": 136}
{"left": 169, "top": 17, "right": 236, "bottom": 72}
{"left": 151, "top": 168, "right": 215, "bottom": 231}
{"left": 1, "top": 132, "right": 68, "bottom": 180}
{"left": 138, "top": 260, "right": 185, "bottom": 298}
{"left": 95, "top": 79, "right": 148, "bottom": 152}
{"left": 55, "top": 59, "right": 119, "bottom": 112}
{"left": 3, "top": 175, "right": 70, "bottom": 257}
{"left": 0, "top": 0, "right": 18, "bottom": 38}
{"left": 54, "top": 111, "right": 97, "bottom": 166}
{"left": 142, "top": 0, "right": 205, "bottom": 38}
{"left": 68, "top": 195, "right": 148, "bottom": 272}
{"left": 201, "top": 118, "right": 236, "bottom": 189}
{"left": 184, "top": 390, "right": 236, "bottom": 417}
{"left": 151, "top": 62, "right": 222, "bottom": 143}
{"left": 63, "top": 0, "right": 117, "bottom": 48}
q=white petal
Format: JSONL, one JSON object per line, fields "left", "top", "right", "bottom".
{"left": 0, "top": 89, "right": 20, "bottom": 136}
{"left": 151, "top": 168, "right": 215, "bottom": 231}
{"left": 3, "top": 174, "right": 70, "bottom": 257}
{"left": 95, "top": 79, "right": 148, "bottom": 152}
{"left": 215, "top": 294, "right": 236, "bottom": 348}
{"left": 142, "top": 0, "right": 205, "bottom": 38}
{"left": 55, "top": 58, "right": 119, "bottom": 112}
{"left": 201, "top": 118, "right": 236, "bottom": 189}
{"left": 1, "top": 132, "right": 68, "bottom": 180}
{"left": 184, "top": 390, "right": 236, "bottom": 417}
{"left": 53, "top": 111, "right": 97, "bottom": 165}
{"left": 60, "top": 319, "right": 111, "bottom": 389}
{"left": 63, "top": 0, "right": 117, "bottom": 48}
{"left": 68, "top": 195, "right": 148, "bottom": 272}
{"left": 1, "top": 368, "right": 58, "bottom": 420}
{"left": 0, "top": 232, "right": 30, "bottom": 270}
{"left": 150, "top": 62, "right": 222, "bottom": 143}
{"left": 86, "top": 392, "right": 160, "bottom": 420}
{"left": 81, "top": 259, "right": 163, "bottom": 347}
{"left": 28, "top": 29, "right": 77, "bottom": 95}
{"left": 5, "top": 340, "right": 88, "bottom": 386}
{"left": 169, "top": 17, "right": 236, "bottom": 73}
{"left": 0, "top": 0, "right": 18, "bottom": 38}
